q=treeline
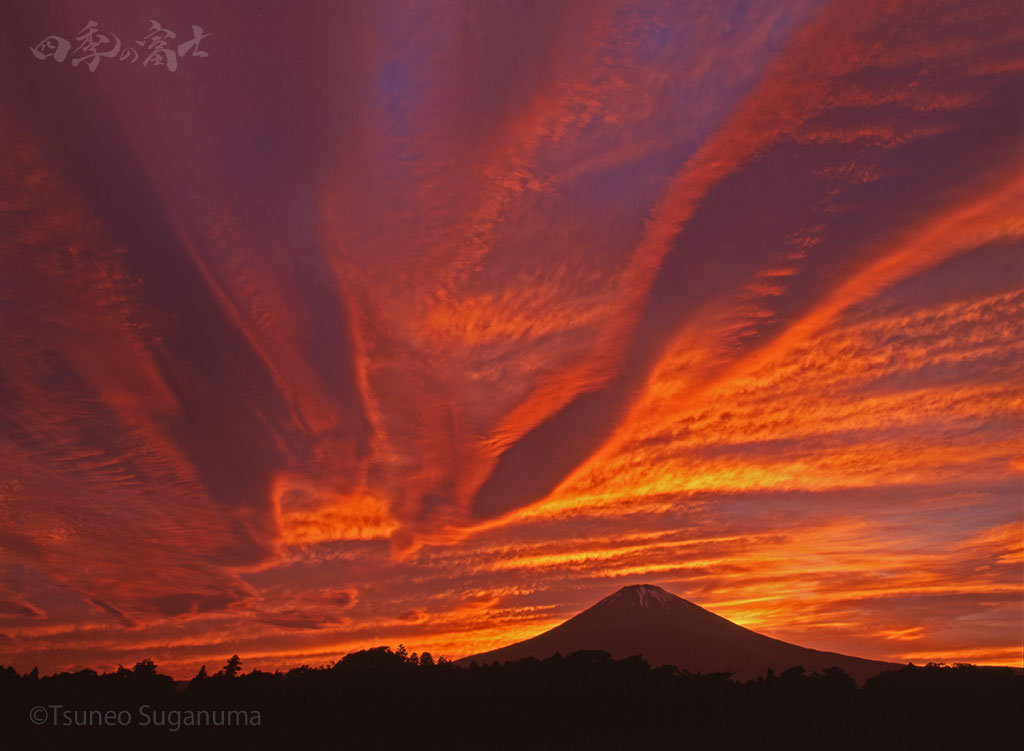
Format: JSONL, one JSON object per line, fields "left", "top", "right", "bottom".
{"left": 2, "top": 648, "right": 1019, "bottom": 749}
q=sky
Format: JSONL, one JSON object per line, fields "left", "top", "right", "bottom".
{"left": 1, "top": 0, "right": 1022, "bottom": 678}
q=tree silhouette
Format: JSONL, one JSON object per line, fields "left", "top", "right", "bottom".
{"left": 1, "top": 653, "right": 1018, "bottom": 749}
{"left": 132, "top": 658, "right": 158, "bottom": 677}
{"left": 218, "top": 654, "right": 243, "bottom": 678}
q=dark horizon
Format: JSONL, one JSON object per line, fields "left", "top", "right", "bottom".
{"left": 3, "top": 648, "right": 1020, "bottom": 749}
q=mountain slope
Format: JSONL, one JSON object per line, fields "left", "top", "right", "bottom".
{"left": 458, "top": 584, "right": 900, "bottom": 682}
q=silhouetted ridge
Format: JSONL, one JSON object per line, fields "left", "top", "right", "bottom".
{"left": 2, "top": 653, "right": 1020, "bottom": 749}
{"left": 459, "top": 583, "right": 900, "bottom": 682}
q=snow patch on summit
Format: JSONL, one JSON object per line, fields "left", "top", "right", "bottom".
{"left": 598, "top": 584, "right": 685, "bottom": 610}
{"left": 600, "top": 584, "right": 676, "bottom": 607}
{"left": 634, "top": 584, "right": 672, "bottom": 607}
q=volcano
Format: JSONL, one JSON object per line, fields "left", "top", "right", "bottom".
{"left": 459, "top": 584, "right": 900, "bottom": 682}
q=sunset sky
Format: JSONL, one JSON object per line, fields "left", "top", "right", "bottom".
{"left": 2, "top": 0, "right": 1022, "bottom": 678}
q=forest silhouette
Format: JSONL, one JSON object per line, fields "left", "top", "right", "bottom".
{"left": 2, "top": 647, "right": 1020, "bottom": 749}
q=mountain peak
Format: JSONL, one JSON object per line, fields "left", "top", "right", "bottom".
{"left": 601, "top": 583, "right": 687, "bottom": 610}
{"left": 458, "top": 583, "right": 900, "bottom": 682}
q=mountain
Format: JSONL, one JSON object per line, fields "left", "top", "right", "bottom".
{"left": 458, "top": 584, "right": 900, "bottom": 683}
